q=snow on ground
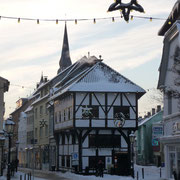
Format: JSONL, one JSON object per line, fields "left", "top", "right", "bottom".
{"left": 0, "top": 165, "right": 166, "bottom": 180}
{"left": 57, "top": 165, "right": 165, "bottom": 180}
{"left": 0, "top": 171, "right": 44, "bottom": 180}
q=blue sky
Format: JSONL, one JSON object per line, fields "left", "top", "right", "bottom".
{"left": 0, "top": 0, "right": 177, "bottom": 117}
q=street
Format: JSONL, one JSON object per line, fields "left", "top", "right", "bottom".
{"left": 0, "top": 165, "right": 166, "bottom": 180}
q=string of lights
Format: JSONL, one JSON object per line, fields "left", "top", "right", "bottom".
{"left": 10, "top": 84, "right": 34, "bottom": 89}
{"left": 0, "top": 14, "right": 172, "bottom": 24}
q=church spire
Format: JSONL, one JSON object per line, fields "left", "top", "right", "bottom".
{"left": 57, "top": 23, "right": 72, "bottom": 74}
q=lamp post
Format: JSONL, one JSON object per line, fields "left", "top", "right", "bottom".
{"left": 129, "top": 131, "right": 135, "bottom": 178}
{"left": 5, "top": 118, "right": 15, "bottom": 180}
{"left": 0, "top": 131, "right": 5, "bottom": 176}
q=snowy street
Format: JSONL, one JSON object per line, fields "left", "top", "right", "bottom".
{"left": 0, "top": 165, "right": 166, "bottom": 180}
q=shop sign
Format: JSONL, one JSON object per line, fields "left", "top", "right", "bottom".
{"left": 173, "top": 122, "right": 180, "bottom": 134}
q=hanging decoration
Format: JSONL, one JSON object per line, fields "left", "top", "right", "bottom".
{"left": 0, "top": 14, "right": 171, "bottom": 24}
{"left": 82, "top": 106, "right": 93, "bottom": 118}
{"left": 114, "top": 112, "right": 126, "bottom": 127}
{"left": 108, "top": 0, "right": 144, "bottom": 22}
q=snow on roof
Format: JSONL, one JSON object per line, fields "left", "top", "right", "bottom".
{"left": 49, "top": 56, "right": 145, "bottom": 100}
{"left": 138, "top": 111, "right": 162, "bottom": 127}
{"left": 24, "top": 105, "right": 33, "bottom": 113}
{"left": 32, "top": 93, "right": 49, "bottom": 106}
{"left": 69, "top": 62, "right": 145, "bottom": 93}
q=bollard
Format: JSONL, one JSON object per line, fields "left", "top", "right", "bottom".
{"left": 24, "top": 173, "right": 26, "bottom": 180}
{"left": 30, "top": 172, "right": 31, "bottom": 180}
{"left": 137, "top": 171, "right": 139, "bottom": 180}
{"left": 28, "top": 173, "right": 30, "bottom": 180}
{"left": 20, "top": 175, "right": 22, "bottom": 180}
{"left": 142, "top": 168, "right": 144, "bottom": 179}
{"left": 160, "top": 168, "right": 161, "bottom": 178}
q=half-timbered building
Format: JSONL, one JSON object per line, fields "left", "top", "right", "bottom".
{"left": 49, "top": 55, "right": 145, "bottom": 175}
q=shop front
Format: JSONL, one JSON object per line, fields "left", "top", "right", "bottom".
{"left": 162, "top": 136, "right": 180, "bottom": 179}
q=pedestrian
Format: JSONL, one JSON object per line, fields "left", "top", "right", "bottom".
{"left": 15, "top": 159, "right": 19, "bottom": 172}
{"left": 173, "top": 170, "right": 177, "bottom": 180}
{"left": 10, "top": 161, "right": 15, "bottom": 176}
{"left": 97, "top": 160, "right": 104, "bottom": 177}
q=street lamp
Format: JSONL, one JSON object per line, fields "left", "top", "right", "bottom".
{"left": 0, "top": 131, "right": 5, "bottom": 176}
{"left": 129, "top": 131, "right": 135, "bottom": 178}
{"left": 5, "top": 117, "right": 15, "bottom": 180}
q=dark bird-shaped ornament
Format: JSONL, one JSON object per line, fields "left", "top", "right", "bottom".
{"left": 108, "top": 0, "right": 144, "bottom": 22}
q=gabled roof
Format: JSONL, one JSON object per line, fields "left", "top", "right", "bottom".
{"left": 138, "top": 111, "right": 163, "bottom": 127}
{"left": 159, "top": 0, "right": 180, "bottom": 36}
{"left": 157, "top": 21, "right": 180, "bottom": 89}
{"left": 50, "top": 56, "right": 146, "bottom": 100}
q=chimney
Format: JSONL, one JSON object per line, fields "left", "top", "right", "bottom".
{"left": 36, "top": 83, "right": 39, "bottom": 89}
{"left": 44, "top": 76, "right": 48, "bottom": 82}
{"left": 157, "top": 105, "right": 161, "bottom": 113}
{"left": 147, "top": 112, "right": 151, "bottom": 117}
{"left": 152, "top": 108, "right": 156, "bottom": 115}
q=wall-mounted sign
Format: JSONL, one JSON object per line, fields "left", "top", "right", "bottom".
{"left": 72, "top": 152, "right": 79, "bottom": 161}
{"left": 173, "top": 122, "right": 180, "bottom": 134}
{"left": 152, "top": 138, "right": 159, "bottom": 146}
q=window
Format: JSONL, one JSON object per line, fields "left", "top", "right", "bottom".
{"left": 89, "top": 156, "right": 105, "bottom": 169}
{"left": 66, "top": 156, "right": 70, "bottom": 167}
{"left": 89, "top": 134, "right": 121, "bottom": 148}
{"left": 58, "top": 111, "right": 61, "bottom": 122}
{"left": 35, "top": 128, "right": 38, "bottom": 138}
{"left": 35, "top": 108, "right": 37, "bottom": 119}
{"left": 55, "top": 112, "right": 57, "bottom": 124}
{"left": 45, "top": 125, "right": 48, "bottom": 136}
{"left": 82, "top": 105, "right": 99, "bottom": 118}
{"left": 61, "top": 156, "right": 65, "bottom": 167}
{"left": 43, "top": 147, "right": 49, "bottom": 163}
{"left": 68, "top": 107, "right": 71, "bottom": 120}
{"left": 114, "top": 106, "right": 130, "bottom": 119}
{"left": 40, "top": 105, "right": 43, "bottom": 115}
{"left": 40, "top": 127, "right": 43, "bottom": 138}
{"left": 64, "top": 110, "right": 66, "bottom": 121}
{"left": 62, "top": 134, "right": 65, "bottom": 145}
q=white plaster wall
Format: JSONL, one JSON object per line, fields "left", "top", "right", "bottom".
{"left": 82, "top": 149, "right": 96, "bottom": 156}
{"left": 92, "top": 120, "right": 105, "bottom": 127}
{"left": 92, "top": 93, "right": 105, "bottom": 105}
{"left": 82, "top": 157, "right": 88, "bottom": 168}
{"left": 55, "top": 120, "right": 73, "bottom": 130}
{"left": 18, "top": 112, "right": 27, "bottom": 150}
{"left": 164, "top": 34, "right": 180, "bottom": 116}
{"left": 75, "top": 120, "right": 89, "bottom": 127}
{"left": 83, "top": 137, "right": 88, "bottom": 148}
{"left": 98, "top": 149, "right": 112, "bottom": 156}
{"left": 54, "top": 95, "right": 73, "bottom": 130}
{"left": 121, "top": 135, "right": 128, "bottom": 148}
{"left": 76, "top": 93, "right": 89, "bottom": 105}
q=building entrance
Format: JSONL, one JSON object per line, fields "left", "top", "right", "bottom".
{"left": 114, "top": 152, "right": 130, "bottom": 176}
